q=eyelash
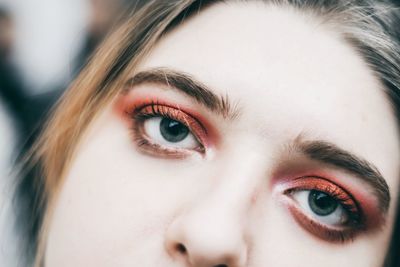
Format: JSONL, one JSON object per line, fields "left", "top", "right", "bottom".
{"left": 126, "top": 101, "right": 207, "bottom": 157}
{"left": 282, "top": 176, "right": 365, "bottom": 243}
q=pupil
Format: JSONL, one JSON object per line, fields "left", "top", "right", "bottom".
{"left": 308, "top": 190, "right": 338, "bottom": 216}
{"left": 160, "top": 118, "right": 189, "bottom": 143}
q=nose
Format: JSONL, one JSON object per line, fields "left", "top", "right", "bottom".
{"left": 165, "top": 199, "right": 248, "bottom": 267}
{"left": 164, "top": 167, "right": 259, "bottom": 267}
{"left": 165, "top": 145, "right": 266, "bottom": 267}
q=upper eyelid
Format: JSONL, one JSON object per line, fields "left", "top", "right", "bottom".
{"left": 286, "top": 177, "right": 358, "bottom": 210}
{"left": 136, "top": 103, "right": 208, "bottom": 133}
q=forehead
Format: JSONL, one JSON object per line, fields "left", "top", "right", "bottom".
{"left": 139, "top": 2, "right": 399, "bottom": 191}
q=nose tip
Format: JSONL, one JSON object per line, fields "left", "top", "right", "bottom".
{"left": 167, "top": 240, "right": 244, "bottom": 267}
{"left": 165, "top": 217, "right": 247, "bottom": 267}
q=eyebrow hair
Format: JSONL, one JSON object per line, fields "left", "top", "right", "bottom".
{"left": 295, "top": 139, "right": 390, "bottom": 212}
{"left": 125, "top": 68, "right": 238, "bottom": 119}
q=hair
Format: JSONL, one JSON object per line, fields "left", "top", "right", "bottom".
{"left": 21, "top": 0, "right": 400, "bottom": 266}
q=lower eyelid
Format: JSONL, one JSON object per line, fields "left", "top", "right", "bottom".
{"left": 286, "top": 203, "right": 359, "bottom": 243}
{"left": 133, "top": 134, "right": 197, "bottom": 159}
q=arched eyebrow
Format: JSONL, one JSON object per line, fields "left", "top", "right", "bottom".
{"left": 124, "top": 67, "right": 239, "bottom": 119}
{"left": 295, "top": 138, "right": 391, "bottom": 213}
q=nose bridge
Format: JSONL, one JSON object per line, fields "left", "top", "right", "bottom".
{"left": 192, "top": 141, "right": 267, "bottom": 222}
{"left": 165, "top": 144, "right": 268, "bottom": 267}
{"left": 217, "top": 140, "right": 268, "bottom": 204}
{"left": 192, "top": 137, "right": 268, "bottom": 214}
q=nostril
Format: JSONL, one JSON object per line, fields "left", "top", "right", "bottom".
{"left": 176, "top": 243, "right": 187, "bottom": 254}
{"left": 214, "top": 265, "right": 228, "bottom": 267}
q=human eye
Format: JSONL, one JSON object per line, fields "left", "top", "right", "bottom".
{"left": 282, "top": 176, "right": 364, "bottom": 243}
{"left": 292, "top": 189, "right": 350, "bottom": 226}
{"left": 127, "top": 101, "right": 207, "bottom": 158}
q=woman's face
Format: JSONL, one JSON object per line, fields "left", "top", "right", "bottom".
{"left": 45, "top": 2, "right": 400, "bottom": 267}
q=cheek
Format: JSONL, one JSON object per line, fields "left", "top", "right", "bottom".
{"left": 45, "top": 113, "right": 206, "bottom": 266}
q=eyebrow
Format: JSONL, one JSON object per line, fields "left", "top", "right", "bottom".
{"left": 126, "top": 68, "right": 391, "bottom": 212}
{"left": 295, "top": 139, "right": 390, "bottom": 212}
{"left": 125, "top": 68, "right": 238, "bottom": 119}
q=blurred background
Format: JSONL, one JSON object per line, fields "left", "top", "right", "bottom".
{"left": 0, "top": 0, "right": 146, "bottom": 266}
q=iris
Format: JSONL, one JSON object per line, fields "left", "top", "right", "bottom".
{"left": 160, "top": 118, "right": 189, "bottom": 143}
{"left": 308, "top": 190, "right": 338, "bottom": 216}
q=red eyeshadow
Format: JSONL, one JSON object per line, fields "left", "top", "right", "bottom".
{"left": 113, "top": 92, "right": 220, "bottom": 149}
{"left": 273, "top": 171, "right": 385, "bottom": 232}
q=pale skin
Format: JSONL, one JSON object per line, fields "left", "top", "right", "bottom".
{"left": 45, "top": 2, "right": 400, "bottom": 267}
